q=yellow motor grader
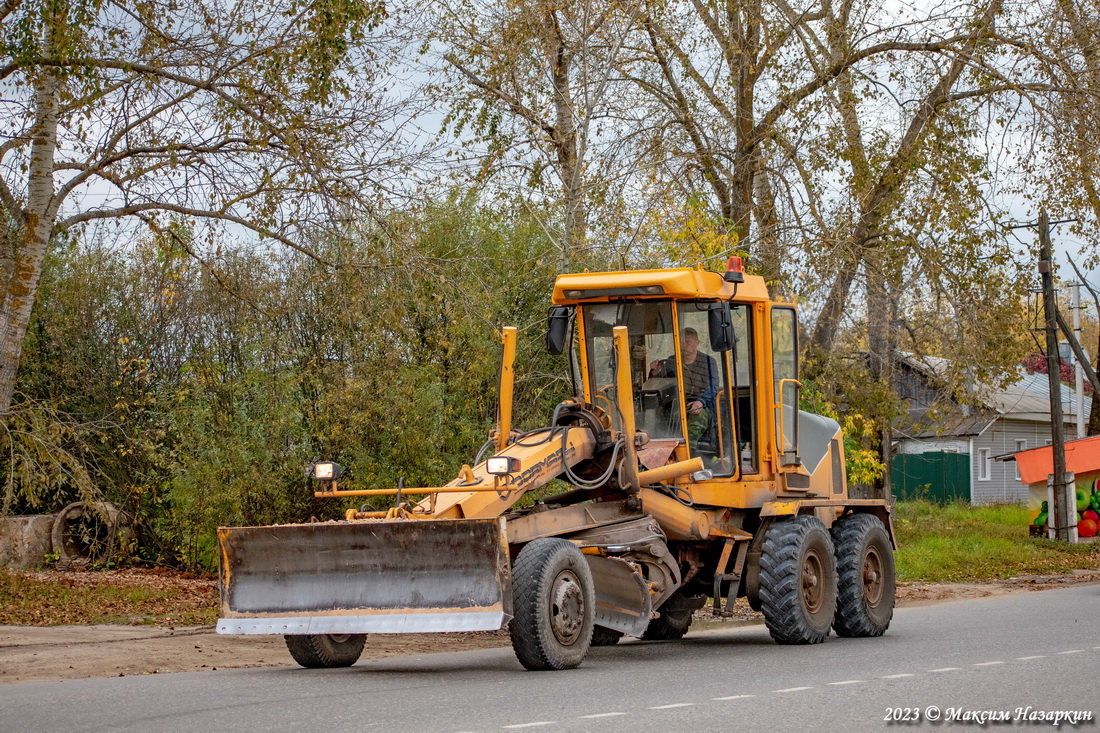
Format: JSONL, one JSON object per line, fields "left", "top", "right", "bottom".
{"left": 217, "top": 261, "right": 896, "bottom": 670}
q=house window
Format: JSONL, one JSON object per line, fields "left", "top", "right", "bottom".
{"left": 978, "top": 448, "right": 991, "bottom": 481}
{"left": 1014, "top": 439, "right": 1026, "bottom": 481}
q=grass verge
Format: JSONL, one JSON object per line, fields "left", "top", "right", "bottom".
{"left": 894, "top": 500, "right": 1100, "bottom": 581}
{"left": 0, "top": 568, "right": 218, "bottom": 626}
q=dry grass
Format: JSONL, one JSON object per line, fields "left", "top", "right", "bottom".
{"left": 0, "top": 568, "right": 218, "bottom": 626}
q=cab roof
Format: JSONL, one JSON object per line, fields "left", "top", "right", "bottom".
{"left": 551, "top": 267, "right": 771, "bottom": 305}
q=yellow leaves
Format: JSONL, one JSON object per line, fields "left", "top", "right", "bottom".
{"left": 650, "top": 197, "right": 739, "bottom": 269}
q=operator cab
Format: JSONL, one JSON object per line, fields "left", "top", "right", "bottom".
{"left": 550, "top": 267, "right": 803, "bottom": 482}
{"left": 581, "top": 300, "right": 740, "bottom": 476}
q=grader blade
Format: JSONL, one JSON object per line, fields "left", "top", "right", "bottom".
{"left": 216, "top": 517, "right": 512, "bottom": 635}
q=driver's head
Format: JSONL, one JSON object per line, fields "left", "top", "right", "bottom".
{"left": 681, "top": 327, "right": 700, "bottom": 358}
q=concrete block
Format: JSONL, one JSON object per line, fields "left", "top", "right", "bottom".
{"left": 0, "top": 515, "right": 55, "bottom": 569}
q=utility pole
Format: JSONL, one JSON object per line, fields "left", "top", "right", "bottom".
{"left": 1074, "top": 282, "right": 1084, "bottom": 439}
{"left": 1038, "top": 210, "right": 1073, "bottom": 542}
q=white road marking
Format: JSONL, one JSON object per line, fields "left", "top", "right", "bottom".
{"left": 502, "top": 723, "right": 556, "bottom": 729}
{"left": 649, "top": 703, "right": 695, "bottom": 710}
{"left": 882, "top": 674, "right": 914, "bottom": 679}
{"left": 930, "top": 668, "right": 960, "bottom": 672}
{"left": 773, "top": 686, "right": 813, "bottom": 693}
{"left": 1017, "top": 655, "right": 1046, "bottom": 660}
{"left": 578, "top": 713, "right": 627, "bottom": 719}
{"left": 974, "top": 661, "right": 1003, "bottom": 666}
{"left": 713, "top": 695, "right": 756, "bottom": 700}
{"left": 1058, "top": 649, "right": 1084, "bottom": 655}
{"left": 828, "top": 680, "right": 863, "bottom": 685}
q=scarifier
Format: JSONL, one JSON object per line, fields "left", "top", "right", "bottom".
{"left": 217, "top": 261, "right": 897, "bottom": 670}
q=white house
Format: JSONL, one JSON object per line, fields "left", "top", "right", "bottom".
{"left": 891, "top": 354, "right": 1089, "bottom": 504}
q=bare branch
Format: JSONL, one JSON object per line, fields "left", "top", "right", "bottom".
{"left": 58, "top": 203, "right": 336, "bottom": 267}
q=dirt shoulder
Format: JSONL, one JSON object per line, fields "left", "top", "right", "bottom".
{"left": 4, "top": 570, "right": 1099, "bottom": 685}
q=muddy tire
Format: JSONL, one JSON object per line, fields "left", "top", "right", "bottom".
{"left": 509, "top": 538, "right": 595, "bottom": 670}
{"left": 284, "top": 634, "right": 366, "bottom": 668}
{"left": 758, "top": 516, "right": 837, "bottom": 645}
{"left": 590, "top": 625, "right": 624, "bottom": 646}
{"left": 832, "top": 513, "right": 895, "bottom": 637}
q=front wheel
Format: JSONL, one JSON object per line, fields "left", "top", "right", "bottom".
{"left": 758, "top": 516, "right": 837, "bottom": 644}
{"left": 642, "top": 593, "right": 705, "bottom": 641}
{"left": 284, "top": 634, "right": 366, "bottom": 668}
{"left": 590, "top": 625, "right": 624, "bottom": 646}
{"left": 832, "top": 513, "right": 896, "bottom": 637}
{"left": 509, "top": 538, "right": 595, "bottom": 670}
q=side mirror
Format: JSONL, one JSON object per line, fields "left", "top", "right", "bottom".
{"left": 707, "top": 302, "right": 734, "bottom": 352}
{"left": 546, "top": 306, "right": 572, "bottom": 355}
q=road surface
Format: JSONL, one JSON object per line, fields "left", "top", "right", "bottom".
{"left": 2, "top": 584, "right": 1098, "bottom": 732}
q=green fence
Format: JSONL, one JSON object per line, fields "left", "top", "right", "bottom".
{"left": 891, "top": 451, "right": 971, "bottom": 503}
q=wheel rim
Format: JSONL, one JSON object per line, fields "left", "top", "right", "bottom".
{"left": 327, "top": 634, "right": 351, "bottom": 644}
{"left": 861, "top": 545, "right": 884, "bottom": 608}
{"left": 801, "top": 549, "right": 825, "bottom": 614}
{"left": 548, "top": 569, "right": 585, "bottom": 645}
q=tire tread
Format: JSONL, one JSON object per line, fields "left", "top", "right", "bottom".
{"left": 832, "top": 513, "right": 895, "bottom": 638}
{"left": 590, "top": 625, "right": 624, "bottom": 646}
{"left": 509, "top": 538, "right": 594, "bottom": 670}
{"left": 284, "top": 634, "right": 366, "bottom": 668}
{"left": 758, "top": 517, "right": 837, "bottom": 645}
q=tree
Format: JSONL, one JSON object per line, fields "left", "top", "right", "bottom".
{"left": 0, "top": 0, "right": 411, "bottom": 418}
{"left": 436, "top": 0, "right": 640, "bottom": 267}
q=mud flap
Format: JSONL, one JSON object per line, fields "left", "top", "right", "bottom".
{"left": 585, "top": 555, "right": 653, "bottom": 637}
{"left": 217, "top": 518, "right": 512, "bottom": 635}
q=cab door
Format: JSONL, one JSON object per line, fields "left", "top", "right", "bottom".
{"left": 676, "top": 301, "right": 736, "bottom": 477}
{"left": 768, "top": 305, "right": 801, "bottom": 471}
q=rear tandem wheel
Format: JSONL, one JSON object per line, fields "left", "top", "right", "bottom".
{"left": 284, "top": 634, "right": 367, "bottom": 668}
{"left": 831, "top": 512, "right": 896, "bottom": 637}
{"left": 758, "top": 516, "right": 838, "bottom": 645}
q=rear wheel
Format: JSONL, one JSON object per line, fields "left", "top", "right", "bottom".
{"left": 509, "top": 538, "right": 595, "bottom": 670}
{"left": 758, "top": 516, "right": 837, "bottom": 645}
{"left": 284, "top": 634, "right": 366, "bottom": 668}
{"left": 832, "top": 513, "right": 896, "bottom": 637}
{"left": 590, "top": 625, "right": 624, "bottom": 646}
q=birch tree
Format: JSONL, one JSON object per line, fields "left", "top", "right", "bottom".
{"left": 0, "top": 0, "right": 407, "bottom": 418}
{"left": 437, "top": 0, "right": 639, "bottom": 267}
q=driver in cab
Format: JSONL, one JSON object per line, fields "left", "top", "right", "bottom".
{"left": 648, "top": 327, "right": 719, "bottom": 445}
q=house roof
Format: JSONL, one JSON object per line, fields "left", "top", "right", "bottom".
{"left": 896, "top": 353, "right": 1090, "bottom": 438}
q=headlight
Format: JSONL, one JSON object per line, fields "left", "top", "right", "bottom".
{"left": 485, "top": 456, "right": 521, "bottom": 475}
{"left": 310, "top": 461, "right": 343, "bottom": 481}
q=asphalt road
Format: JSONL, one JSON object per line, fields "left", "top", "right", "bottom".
{"left": 3, "top": 585, "right": 1099, "bottom": 732}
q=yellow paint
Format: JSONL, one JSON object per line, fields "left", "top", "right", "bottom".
{"left": 637, "top": 457, "right": 704, "bottom": 485}
{"left": 552, "top": 268, "right": 770, "bottom": 304}
{"left": 576, "top": 312, "right": 592, "bottom": 404}
{"left": 497, "top": 327, "right": 517, "bottom": 452}
{"left": 762, "top": 500, "right": 802, "bottom": 516}
{"left": 217, "top": 528, "right": 232, "bottom": 608}
{"left": 612, "top": 325, "right": 641, "bottom": 492}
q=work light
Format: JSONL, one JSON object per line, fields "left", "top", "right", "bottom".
{"left": 485, "top": 456, "right": 521, "bottom": 475}
{"left": 310, "top": 461, "right": 343, "bottom": 481}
